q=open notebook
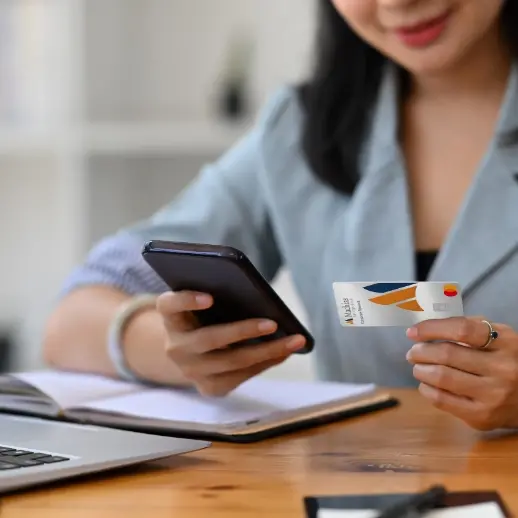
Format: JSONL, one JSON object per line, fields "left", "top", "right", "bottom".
{"left": 0, "top": 370, "right": 398, "bottom": 442}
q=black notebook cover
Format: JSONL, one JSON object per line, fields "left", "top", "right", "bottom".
{"left": 73, "top": 394, "right": 400, "bottom": 444}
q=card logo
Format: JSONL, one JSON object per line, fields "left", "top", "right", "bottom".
{"left": 363, "top": 282, "right": 424, "bottom": 312}
{"left": 443, "top": 284, "right": 458, "bottom": 297}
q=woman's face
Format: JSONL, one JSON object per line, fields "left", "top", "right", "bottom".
{"left": 331, "top": 0, "right": 507, "bottom": 75}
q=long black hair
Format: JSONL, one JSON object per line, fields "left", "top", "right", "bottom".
{"left": 300, "top": 0, "right": 518, "bottom": 195}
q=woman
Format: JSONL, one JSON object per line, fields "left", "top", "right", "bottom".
{"left": 44, "top": 0, "right": 518, "bottom": 432}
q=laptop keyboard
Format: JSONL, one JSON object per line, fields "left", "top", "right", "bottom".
{"left": 0, "top": 446, "right": 69, "bottom": 471}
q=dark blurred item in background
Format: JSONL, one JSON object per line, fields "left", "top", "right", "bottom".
{"left": 0, "top": 327, "right": 14, "bottom": 373}
{"left": 218, "top": 32, "right": 255, "bottom": 122}
{"left": 222, "top": 81, "right": 247, "bottom": 120}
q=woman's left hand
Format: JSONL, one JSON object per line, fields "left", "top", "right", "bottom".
{"left": 406, "top": 317, "right": 518, "bottom": 431}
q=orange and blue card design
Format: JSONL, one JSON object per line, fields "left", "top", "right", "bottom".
{"left": 333, "top": 282, "right": 464, "bottom": 327}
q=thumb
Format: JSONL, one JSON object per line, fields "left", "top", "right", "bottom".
{"left": 156, "top": 291, "right": 203, "bottom": 335}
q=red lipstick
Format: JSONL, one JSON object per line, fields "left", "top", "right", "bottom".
{"left": 395, "top": 12, "right": 451, "bottom": 48}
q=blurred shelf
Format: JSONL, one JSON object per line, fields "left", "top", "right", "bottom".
{"left": 82, "top": 121, "right": 250, "bottom": 155}
{"left": 0, "top": 120, "right": 251, "bottom": 158}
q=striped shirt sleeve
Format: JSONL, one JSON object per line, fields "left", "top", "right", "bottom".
{"left": 60, "top": 232, "right": 170, "bottom": 297}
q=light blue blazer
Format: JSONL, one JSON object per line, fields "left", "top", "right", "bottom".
{"left": 64, "top": 63, "right": 518, "bottom": 388}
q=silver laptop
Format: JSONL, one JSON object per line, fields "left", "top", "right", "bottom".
{"left": 0, "top": 414, "right": 210, "bottom": 494}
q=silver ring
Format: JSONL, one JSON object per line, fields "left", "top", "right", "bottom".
{"left": 481, "top": 320, "right": 499, "bottom": 349}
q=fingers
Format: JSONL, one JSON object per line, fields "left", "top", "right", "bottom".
{"left": 168, "top": 333, "right": 305, "bottom": 380}
{"left": 412, "top": 363, "right": 482, "bottom": 399}
{"left": 186, "top": 318, "right": 285, "bottom": 353}
{"left": 158, "top": 289, "right": 308, "bottom": 398}
{"left": 406, "top": 341, "right": 490, "bottom": 376}
{"left": 157, "top": 291, "right": 212, "bottom": 333}
{"left": 158, "top": 291, "right": 289, "bottom": 354}
{"left": 407, "top": 317, "right": 507, "bottom": 350}
{"left": 157, "top": 291, "right": 213, "bottom": 315}
{"left": 167, "top": 334, "right": 305, "bottom": 396}
{"left": 417, "top": 383, "right": 490, "bottom": 429}
{"left": 192, "top": 334, "right": 306, "bottom": 376}
{"left": 417, "top": 383, "right": 505, "bottom": 431}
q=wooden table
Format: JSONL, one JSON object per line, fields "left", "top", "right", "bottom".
{"left": 2, "top": 389, "right": 518, "bottom": 517}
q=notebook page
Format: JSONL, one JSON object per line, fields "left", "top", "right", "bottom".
{"left": 12, "top": 371, "right": 141, "bottom": 409}
{"left": 318, "top": 502, "right": 506, "bottom": 518}
{"left": 77, "top": 378, "right": 376, "bottom": 426}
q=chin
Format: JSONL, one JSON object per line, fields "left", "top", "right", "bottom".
{"left": 400, "top": 59, "right": 457, "bottom": 77}
{"left": 389, "top": 47, "right": 466, "bottom": 78}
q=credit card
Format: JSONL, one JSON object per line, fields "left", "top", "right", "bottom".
{"left": 333, "top": 282, "right": 464, "bottom": 327}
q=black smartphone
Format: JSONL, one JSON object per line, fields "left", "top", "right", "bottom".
{"left": 141, "top": 240, "right": 314, "bottom": 353}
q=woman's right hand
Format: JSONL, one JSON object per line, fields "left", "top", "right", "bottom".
{"left": 156, "top": 290, "right": 307, "bottom": 397}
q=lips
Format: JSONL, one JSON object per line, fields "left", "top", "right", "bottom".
{"left": 397, "top": 12, "right": 450, "bottom": 34}
{"left": 394, "top": 11, "right": 451, "bottom": 48}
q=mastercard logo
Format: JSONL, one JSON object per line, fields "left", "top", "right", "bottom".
{"left": 443, "top": 284, "right": 458, "bottom": 297}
